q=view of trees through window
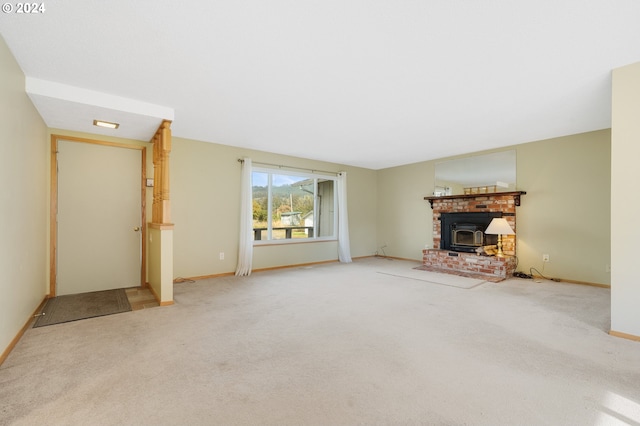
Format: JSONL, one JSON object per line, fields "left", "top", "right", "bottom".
{"left": 252, "top": 170, "right": 335, "bottom": 241}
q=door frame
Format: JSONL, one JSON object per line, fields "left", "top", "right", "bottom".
{"left": 50, "top": 134, "right": 147, "bottom": 297}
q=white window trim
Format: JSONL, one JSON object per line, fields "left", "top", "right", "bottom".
{"left": 252, "top": 166, "right": 338, "bottom": 245}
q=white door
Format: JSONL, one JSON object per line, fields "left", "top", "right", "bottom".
{"left": 57, "top": 140, "right": 142, "bottom": 296}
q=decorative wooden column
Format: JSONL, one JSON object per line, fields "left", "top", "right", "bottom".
{"left": 152, "top": 120, "right": 172, "bottom": 224}
{"left": 148, "top": 120, "right": 174, "bottom": 305}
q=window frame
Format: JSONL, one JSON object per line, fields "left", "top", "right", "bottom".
{"left": 252, "top": 166, "right": 338, "bottom": 245}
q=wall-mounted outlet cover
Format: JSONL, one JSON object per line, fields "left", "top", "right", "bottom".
{"left": 542, "top": 254, "right": 550, "bottom": 262}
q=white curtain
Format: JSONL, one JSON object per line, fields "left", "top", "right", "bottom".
{"left": 337, "top": 171, "right": 352, "bottom": 263}
{"left": 235, "top": 157, "right": 253, "bottom": 276}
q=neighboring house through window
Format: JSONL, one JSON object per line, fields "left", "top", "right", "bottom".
{"left": 252, "top": 168, "right": 336, "bottom": 242}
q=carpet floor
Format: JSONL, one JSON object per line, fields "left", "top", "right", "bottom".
{"left": 1, "top": 258, "right": 639, "bottom": 425}
{"left": 386, "top": 265, "right": 488, "bottom": 288}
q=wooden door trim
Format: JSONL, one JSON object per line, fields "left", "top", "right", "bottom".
{"left": 50, "top": 134, "right": 147, "bottom": 297}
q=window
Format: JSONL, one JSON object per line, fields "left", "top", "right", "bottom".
{"left": 252, "top": 168, "right": 336, "bottom": 242}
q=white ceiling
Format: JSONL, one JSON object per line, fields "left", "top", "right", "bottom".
{"left": 1, "top": 1, "right": 639, "bottom": 169}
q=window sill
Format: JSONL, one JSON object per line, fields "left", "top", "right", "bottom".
{"left": 253, "top": 238, "right": 337, "bottom": 247}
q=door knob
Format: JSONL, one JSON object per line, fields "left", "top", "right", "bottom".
{"left": 133, "top": 227, "right": 141, "bottom": 232}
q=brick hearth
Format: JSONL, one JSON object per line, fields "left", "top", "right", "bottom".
{"left": 422, "top": 249, "right": 517, "bottom": 281}
{"left": 422, "top": 191, "right": 525, "bottom": 281}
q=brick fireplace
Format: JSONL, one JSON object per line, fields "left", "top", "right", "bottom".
{"left": 422, "top": 191, "right": 525, "bottom": 280}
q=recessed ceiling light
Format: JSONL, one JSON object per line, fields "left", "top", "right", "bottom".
{"left": 93, "top": 119, "right": 119, "bottom": 129}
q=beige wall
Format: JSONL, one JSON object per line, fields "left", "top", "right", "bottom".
{"left": 611, "top": 61, "right": 640, "bottom": 337}
{"left": 147, "top": 226, "right": 174, "bottom": 304}
{"left": 0, "top": 36, "right": 48, "bottom": 357}
{"left": 377, "top": 129, "right": 611, "bottom": 285}
{"left": 35, "top": 131, "right": 378, "bottom": 285}
{"left": 377, "top": 161, "right": 435, "bottom": 259}
{"left": 516, "top": 130, "right": 611, "bottom": 285}
{"left": 171, "top": 136, "right": 378, "bottom": 278}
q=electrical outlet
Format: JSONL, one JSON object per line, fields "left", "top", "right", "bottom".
{"left": 542, "top": 254, "right": 550, "bottom": 262}
{"left": 219, "top": 252, "right": 224, "bottom": 260}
